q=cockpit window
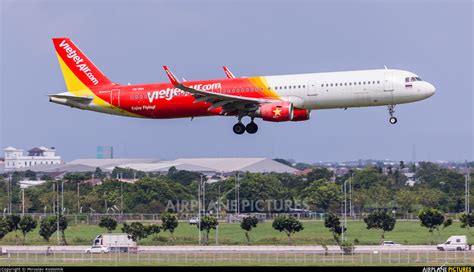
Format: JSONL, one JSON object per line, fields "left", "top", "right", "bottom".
{"left": 405, "top": 77, "right": 423, "bottom": 82}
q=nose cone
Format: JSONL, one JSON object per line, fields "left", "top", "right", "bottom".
{"left": 424, "top": 82, "right": 436, "bottom": 98}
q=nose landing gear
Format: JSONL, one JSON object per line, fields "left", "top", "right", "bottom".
{"left": 388, "top": 105, "right": 397, "bottom": 124}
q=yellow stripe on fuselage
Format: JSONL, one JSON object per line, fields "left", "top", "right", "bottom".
{"left": 249, "top": 76, "right": 281, "bottom": 99}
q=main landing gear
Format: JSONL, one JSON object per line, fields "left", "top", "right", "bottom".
{"left": 233, "top": 117, "right": 259, "bottom": 135}
{"left": 388, "top": 105, "right": 397, "bottom": 124}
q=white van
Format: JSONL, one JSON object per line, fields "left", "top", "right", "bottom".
{"left": 436, "top": 235, "right": 468, "bottom": 251}
{"left": 93, "top": 234, "right": 137, "bottom": 253}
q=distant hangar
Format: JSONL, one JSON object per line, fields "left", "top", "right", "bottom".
{"left": 4, "top": 158, "right": 297, "bottom": 175}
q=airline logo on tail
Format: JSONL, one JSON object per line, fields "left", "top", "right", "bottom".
{"left": 58, "top": 40, "right": 99, "bottom": 85}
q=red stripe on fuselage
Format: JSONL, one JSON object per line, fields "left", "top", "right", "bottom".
{"left": 90, "top": 77, "right": 278, "bottom": 119}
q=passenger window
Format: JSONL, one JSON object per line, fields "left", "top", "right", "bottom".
{"left": 330, "top": 83, "right": 333, "bottom": 87}
{"left": 268, "top": 87, "right": 271, "bottom": 90}
{"left": 377, "top": 81, "right": 380, "bottom": 84}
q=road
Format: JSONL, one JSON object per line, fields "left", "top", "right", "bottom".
{"left": 0, "top": 245, "right": 453, "bottom": 254}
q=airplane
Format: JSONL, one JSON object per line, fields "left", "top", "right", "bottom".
{"left": 49, "top": 38, "right": 436, "bottom": 135}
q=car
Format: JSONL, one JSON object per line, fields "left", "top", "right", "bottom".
{"left": 84, "top": 245, "right": 110, "bottom": 254}
{"left": 437, "top": 236, "right": 468, "bottom": 251}
{"left": 189, "top": 217, "right": 200, "bottom": 225}
{"left": 382, "top": 241, "right": 400, "bottom": 246}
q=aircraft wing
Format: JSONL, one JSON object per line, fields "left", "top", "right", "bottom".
{"left": 163, "top": 66, "right": 278, "bottom": 113}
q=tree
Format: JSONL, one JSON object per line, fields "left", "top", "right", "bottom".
{"left": 324, "top": 213, "right": 345, "bottom": 246}
{"left": 161, "top": 213, "right": 179, "bottom": 243}
{"left": 272, "top": 214, "right": 304, "bottom": 245}
{"left": 58, "top": 215, "right": 68, "bottom": 245}
{"left": 99, "top": 216, "right": 118, "bottom": 233}
{"left": 460, "top": 213, "right": 474, "bottom": 229}
{"left": 418, "top": 207, "right": 445, "bottom": 235}
{"left": 240, "top": 216, "right": 259, "bottom": 244}
{"left": 363, "top": 210, "right": 396, "bottom": 242}
{"left": 367, "top": 185, "right": 391, "bottom": 208}
{"left": 443, "top": 218, "right": 453, "bottom": 229}
{"left": 396, "top": 189, "right": 417, "bottom": 214}
{"left": 144, "top": 224, "right": 161, "bottom": 238}
{"left": 39, "top": 216, "right": 56, "bottom": 242}
{"left": 5, "top": 214, "right": 21, "bottom": 244}
{"left": 353, "top": 167, "right": 384, "bottom": 190}
{"left": 19, "top": 215, "right": 37, "bottom": 244}
{"left": 198, "top": 216, "right": 218, "bottom": 245}
{"left": 0, "top": 219, "right": 10, "bottom": 240}
{"left": 307, "top": 168, "right": 333, "bottom": 182}
{"left": 302, "top": 179, "right": 341, "bottom": 212}
{"left": 122, "top": 222, "right": 147, "bottom": 242}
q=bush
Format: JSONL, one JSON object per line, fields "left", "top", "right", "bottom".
{"left": 340, "top": 241, "right": 354, "bottom": 255}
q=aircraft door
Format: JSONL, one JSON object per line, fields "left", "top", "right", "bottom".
{"left": 384, "top": 72, "right": 394, "bottom": 91}
{"left": 307, "top": 81, "right": 317, "bottom": 96}
{"left": 110, "top": 89, "right": 120, "bottom": 107}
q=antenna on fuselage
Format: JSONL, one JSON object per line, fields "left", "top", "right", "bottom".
{"left": 384, "top": 65, "right": 388, "bottom": 70}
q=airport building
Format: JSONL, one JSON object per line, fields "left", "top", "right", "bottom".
{"left": 1, "top": 157, "right": 297, "bottom": 177}
{"left": 3, "top": 146, "right": 62, "bottom": 171}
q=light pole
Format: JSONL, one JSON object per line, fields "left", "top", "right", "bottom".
{"left": 350, "top": 173, "right": 353, "bottom": 218}
{"left": 55, "top": 181, "right": 60, "bottom": 245}
{"left": 120, "top": 182, "right": 124, "bottom": 214}
{"left": 343, "top": 179, "right": 347, "bottom": 242}
{"left": 466, "top": 170, "right": 471, "bottom": 214}
{"left": 61, "top": 181, "right": 64, "bottom": 215}
{"left": 8, "top": 174, "right": 12, "bottom": 214}
{"left": 216, "top": 184, "right": 220, "bottom": 245}
{"left": 77, "top": 181, "right": 80, "bottom": 213}
{"left": 235, "top": 172, "right": 241, "bottom": 215}
{"left": 198, "top": 175, "right": 202, "bottom": 245}
{"left": 21, "top": 187, "right": 25, "bottom": 215}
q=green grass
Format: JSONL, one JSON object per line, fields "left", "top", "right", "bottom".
{"left": 1, "top": 220, "right": 473, "bottom": 246}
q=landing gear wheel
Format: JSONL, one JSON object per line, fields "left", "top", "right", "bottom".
{"left": 233, "top": 123, "right": 246, "bottom": 134}
{"left": 246, "top": 122, "right": 258, "bottom": 134}
{"left": 387, "top": 105, "right": 397, "bottom": 125}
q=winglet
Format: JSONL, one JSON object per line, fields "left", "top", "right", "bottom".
{"left": 223, "top": 66, "right": 235, "bottom": 79}
{"left": 163, "top": 65, "right": 180, "bottom": 85}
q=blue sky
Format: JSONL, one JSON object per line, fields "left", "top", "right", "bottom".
{"left": 1, "top": 0, "right": 472, "bottom": 163}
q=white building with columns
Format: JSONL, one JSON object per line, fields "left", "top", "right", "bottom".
{"left": 4, "top": 146, "right": 62, "bottom": 171}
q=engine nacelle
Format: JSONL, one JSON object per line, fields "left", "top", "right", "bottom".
{"left": 258, "top": 102, "right": 294, "bottom": 122}
{"left": 291, "top": 109, "right": 311, "bottom": 121}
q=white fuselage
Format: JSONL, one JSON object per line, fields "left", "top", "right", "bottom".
{"left": 264, "top": 69, "right": 435, "bottom": 110}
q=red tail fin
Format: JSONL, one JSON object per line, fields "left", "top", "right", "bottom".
{"left": 53, "top": 38, "right": 114, "bottom": 91}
